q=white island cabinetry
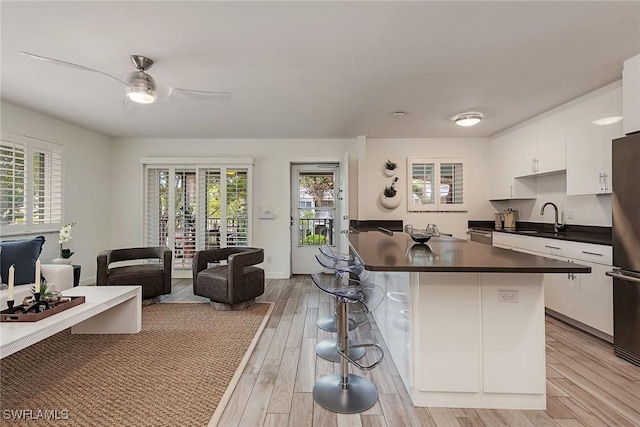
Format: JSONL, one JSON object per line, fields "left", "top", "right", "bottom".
{"left": 350, "top": 232, "right": 589, "bottom": 410}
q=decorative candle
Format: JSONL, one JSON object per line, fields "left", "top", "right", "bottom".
{"left": 35, "top": 258, "right": 41, "bottom": 287}
{"left": 8, "top": 264, "right": 14, "bottom": 301}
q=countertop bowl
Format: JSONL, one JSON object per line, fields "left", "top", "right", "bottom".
{"left": 408, "top": 232, "right": 433, "bottom": 243}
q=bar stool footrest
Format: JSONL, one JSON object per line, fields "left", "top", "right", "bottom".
{"left": 316, "top": 338, "right": 366, "bottom": 362}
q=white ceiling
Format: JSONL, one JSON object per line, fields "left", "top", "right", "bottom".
{"left": 1, "top": 1, "right": 639, "bottom": 139}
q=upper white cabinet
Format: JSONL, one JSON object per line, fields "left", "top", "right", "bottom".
{"left": 566, "top": 86, "right": 623, "bottom": 196}
{"left": 488, "top": 132, "right": 536, "bottom": 200}
{"left": 623, "top": 54, "right": 640, "bottom": 135}
{"left": 513, "top": 112, "right": 567, "bottom": 177}
{"left": 536, "top": 112, "right": 567, "bottom": 174}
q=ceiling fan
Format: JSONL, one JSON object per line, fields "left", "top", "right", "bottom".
{"left": 19, "top": 51, "right": 232, "bottom": 105}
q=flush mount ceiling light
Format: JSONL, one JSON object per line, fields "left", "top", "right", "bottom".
{"left": 392, "top": 111, "right": 406, "bottom": 117}
{"left": 593, "top": 116, "right": 623, "bottom": 126}
{"left": 453, "top": 112, "right": 483, "bottom": 127}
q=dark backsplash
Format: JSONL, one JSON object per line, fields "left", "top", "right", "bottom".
{"left": 350, "top": 220, "right": 404, "bottom": 232}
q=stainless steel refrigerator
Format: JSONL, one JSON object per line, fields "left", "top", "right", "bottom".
{"left": 607, "top": 132, "right": 640, "bottom": 367}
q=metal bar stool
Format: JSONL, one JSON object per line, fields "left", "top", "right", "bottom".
{"left": 311, "top": 272, "right": 384, "bottom": 414}
{"left": 314, "top": 252, "right": 367, "bottom": 362}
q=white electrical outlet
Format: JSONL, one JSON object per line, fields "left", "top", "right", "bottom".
{"left": 567, "top": 208, "right": 573, "bottom": 219}
{"left": 498, "top": 290, "right": 519, "bottom": 303}
{"left": 267, "top": 256, "right": 272, "bottom": 263}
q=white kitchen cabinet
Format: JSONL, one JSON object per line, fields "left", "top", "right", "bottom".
{"left": 566, "top": 86, "right": 623, "bottom": 195}
{"left": 623, "top": 54, "right": 640, "bottom": 135}
{"left": 492, "top": 232, "right": 613, "bottom": 336}
{"left": 488, "top": 132, "right": 536, "bottom": 200}
{"left": 513, "top": 112, "right": 566, "bottom": 177}
{"left": 513, "top": 123, "right": 537, "bottom": 177}
{"left": 536, "top": 112, "right": 567, "bottom": 174}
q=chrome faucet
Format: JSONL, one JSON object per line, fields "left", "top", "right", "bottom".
{"left": 540, "top": 202, "right": 565, "bottom": 233}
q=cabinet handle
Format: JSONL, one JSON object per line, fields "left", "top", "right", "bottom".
{"left": 604, "top": 173, "right": 609, "bottom": 191}
{"left": 544, "top": 245, "right": 561, "bottom": 250}
{"left": 599, "top": 173, "right": 604, "bottom": 192}
{"left": 532, "top": 158, "right": 536, "bottom": 173}
{"left": 510, "top": 185, "right": 513, "bottom": 198}
{"left": 582, "top": 251, "right": 604, "bottom": 256}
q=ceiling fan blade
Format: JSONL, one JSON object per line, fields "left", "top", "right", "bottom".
{"left": 19, "top": 51, "right": 127, "bottom": 86}
{"left": 169, "top": 87, "right": 233, "bottom": 102}
{"left": 123, "top": 97, "right": 143, "bottom": 116}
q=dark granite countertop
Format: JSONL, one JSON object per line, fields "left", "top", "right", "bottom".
{"left": 468, "top": 221, "right": 611, "bottom": 246}
{"left": 349, "top": 230, "right": 591, "bottom": 273}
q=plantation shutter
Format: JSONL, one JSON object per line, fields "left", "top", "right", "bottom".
{"left": 408, "top": 158, "right": 467, "bottom": 212}
{"left": 31, "top": 140, "right": 62, "bottom": 225}
{"left": 226, "top": 167, "right": 249, "bottom": 247}
{"left": 410, "top": 161, "right": 436, "bottom": 209}
{"left": 0, "top": 131, "right": 63, "bottom": 234}
{"left": 142, "top": 158, "right": 252, "bottom": 274}
{"left": 0, "top": 134, "right": 26, "bottom": 229}
{"left": 439, "top": 162, "right": 464, "bottom": 207}
{"left": 145, "top": 168, "right": 169, "bottom": 247}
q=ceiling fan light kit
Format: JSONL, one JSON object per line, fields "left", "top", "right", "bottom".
{"left": 453, "top": 112, "right": 483, "bottom": 127}
{"left": 126, "top": 69, "right": 157, "bottom": 104}
{"left": 18, "top": 51, "right": 232, "bottom": 106}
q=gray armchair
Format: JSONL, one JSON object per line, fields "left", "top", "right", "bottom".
{"left": 97, "top": 246, "right": 172, "bottom": 300}
{"left": 193, "top": 247, "right": 265, "bottom": 310}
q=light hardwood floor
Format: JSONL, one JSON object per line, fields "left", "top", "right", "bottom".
{"left": 165, "top": 277, "right": 640, "bottom": 427}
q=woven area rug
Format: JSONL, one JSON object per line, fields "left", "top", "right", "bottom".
{"left": 0, "top": 303, "right": 271, "bottom": 426}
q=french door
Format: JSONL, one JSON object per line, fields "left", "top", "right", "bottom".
{"left": 144, "top": 161, "right": 251, "bottom": 277}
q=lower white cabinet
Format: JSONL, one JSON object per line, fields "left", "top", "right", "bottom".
{"left": 543, "top": 257, "right": 612, "bottom": 336}
{"left": 493, "top": 232, "right": 612, "bottom": 336}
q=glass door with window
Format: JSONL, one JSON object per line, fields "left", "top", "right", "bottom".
{"left": 290, "top": 164, "right": 338, "bottom": 274}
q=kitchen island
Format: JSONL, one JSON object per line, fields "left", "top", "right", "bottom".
{"left": 349, "top": 231, "right": 590, "bottom": 410}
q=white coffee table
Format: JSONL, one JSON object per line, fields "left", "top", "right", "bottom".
{"left": 0, "top": 285, "right": 141, "bottom": 359}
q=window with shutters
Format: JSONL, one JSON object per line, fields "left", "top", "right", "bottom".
{"left": 1, "top": 131, "right": 63, "bottom": 235}
{"left": 143, "top": 159, "right": 252, "bottom": 272}
{"left": 407, "top": 158, "right": 467, "bottom": 212}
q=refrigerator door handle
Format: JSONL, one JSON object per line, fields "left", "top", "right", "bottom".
{"left": 606, "top": 270, "right": 640, "bottom": 283}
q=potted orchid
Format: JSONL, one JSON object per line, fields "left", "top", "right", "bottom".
{"left": 53, "top": 222, "right": 76, "bottom": 264}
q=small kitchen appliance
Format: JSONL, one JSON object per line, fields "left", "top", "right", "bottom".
{"left": 503, "top": 208, "right": 517, "bottom": 231}
{"left": 494, "top": 212, "right": 503, "bottom": 230}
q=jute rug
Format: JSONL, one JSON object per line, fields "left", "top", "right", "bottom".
{"left": 0, "top": 302, "right": 271, "bottom": 426}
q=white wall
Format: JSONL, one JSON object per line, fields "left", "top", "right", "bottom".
{"left": 1, "top": 101, "right": 113, "bottom": 285}
{"left": 110, "top": 137, "right": 356, "bottom": 278}
{"left": 363, "top": 138, "right": 495, "bottom": 238}
{"left": 490, "top": 173, "right": 611, "bottom": 226}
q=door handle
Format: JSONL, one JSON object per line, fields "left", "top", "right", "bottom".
{"left": 606, "top": 270, "right": 640, "bottom": 283}
{"left": 544, "top": 245, "right": 561, "bottom": 250}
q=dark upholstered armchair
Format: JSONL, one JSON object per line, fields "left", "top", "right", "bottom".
{"left": 97, "top": 246, "right": 172, "bottom": 300}
{"left": 193, "top": 247, "right": 265, "bottom": 310}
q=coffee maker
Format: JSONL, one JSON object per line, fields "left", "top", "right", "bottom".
{"left": 503, "top": 208, "right": 517, "bottom": 231}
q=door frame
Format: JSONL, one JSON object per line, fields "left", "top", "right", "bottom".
{"left": 286, "top": 156, "right": 346, "bottom": 278}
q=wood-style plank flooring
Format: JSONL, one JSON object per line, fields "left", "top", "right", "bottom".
{"left": 165, "top": 277, "right": 640, "bottom": 427}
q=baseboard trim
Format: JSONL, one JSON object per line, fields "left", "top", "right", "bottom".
{"left": 545, "top": 308, "right": 613, "bottom": 343}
